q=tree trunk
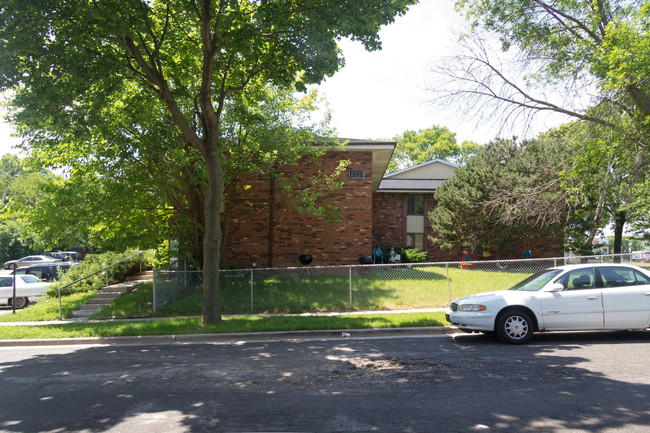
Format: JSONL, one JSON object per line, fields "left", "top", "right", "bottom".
{"left": 202, "top": 150, "right": 224, "bottom": 324}
{"left": 612, "top": 210, "right": 626, "bottom": 262}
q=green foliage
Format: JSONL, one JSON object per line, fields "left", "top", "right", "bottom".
{"left": 48, "top": 249, "right": 149, "bottom": 297}
{"left": 388, "top": 125, "right": 481, "bottom": 172}
{"left": 398, "top": 248, "right": 428, "bottom": 263}
{"left": 453, "top": 0, "right": 649, "bottom": 153}
{"left": 0, "top": 153, "right": 63, "bottom": 262}
{"left": 430, "top": 137, "right": 571, "bottom": 254}
{"left": 0, "top": 0, "right": 418, "bottom": 323}
{"left": 149, "top": 241, "right": 171, "bottom": 269}
{"left": 556, "top": 117, "right": 649, "bottom": 253}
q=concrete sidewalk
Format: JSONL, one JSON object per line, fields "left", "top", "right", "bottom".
{"left": 0, "top": 308, "right": 453, "bottom": 347}
{"left": 0, "top": 325, "right": 456, "bottom": 347}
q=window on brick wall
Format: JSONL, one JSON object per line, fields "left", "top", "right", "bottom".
{"left": 407, "top": 233, "right": 424, "bottom": 250}
{"left": 407, "top": 194, "right": 424, "bottom": 215}
{"left": 349, "top": 169, "right": 365, "bottom": 179}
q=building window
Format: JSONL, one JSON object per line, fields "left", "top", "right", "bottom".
{"left": 349, "top": 169, "right": 365, "bottom": 179}
{"left": 407, "top": 233, "right": 424, "bottom": 250}
{"left": 407, "top": 194, "right": 424, "bottom": 215}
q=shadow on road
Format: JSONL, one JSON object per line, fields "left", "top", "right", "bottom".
{"left": 1, "top": 330, "right": 650, "bottom": 432}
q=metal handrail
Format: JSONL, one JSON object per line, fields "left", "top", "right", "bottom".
{"left": 57, "top": 250, "right": 144, "bottom": 320}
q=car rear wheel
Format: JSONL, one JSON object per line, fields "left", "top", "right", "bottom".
{"left": 496, "top": 310, "right": 533, "bottom": 344}
{"left": 12, "top": 297, "right": 28, "bottom": 309}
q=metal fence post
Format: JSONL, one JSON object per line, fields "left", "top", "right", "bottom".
{"left": 250, "top": 268, "right": 254, "bottom": 314}
{"left": 152, "top": 269, "right": 157, "bottom": 315}
{"left": 349, "top": 265, "right": 352, "bottom": 310}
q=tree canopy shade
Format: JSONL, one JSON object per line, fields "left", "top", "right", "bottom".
{"left": 0, "top": 0, "right": 417, "bottom": 324}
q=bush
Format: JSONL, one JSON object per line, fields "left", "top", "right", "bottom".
{"left": 395, "top": 247, "right": 427, "bottom": 263}
{"left": 47, "top": 249, "right": 152, "bottom": 297}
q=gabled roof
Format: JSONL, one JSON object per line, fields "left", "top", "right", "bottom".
{"left": 377, "top": 159, "right": 457, "bottom": 193}
{"left": 384, "top": 159, "right": 458, "bottom": 178}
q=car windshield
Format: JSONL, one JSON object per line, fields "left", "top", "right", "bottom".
{"left": 509, "top": 269, "right": 563, "bottom": 291}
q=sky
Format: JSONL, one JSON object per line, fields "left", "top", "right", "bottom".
{"left": 0, "top": 0, "right": 569, "bottom": 156}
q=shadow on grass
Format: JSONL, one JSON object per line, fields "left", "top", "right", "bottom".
{"left": 158, "top": 267, "right": 453, "bottom": 315}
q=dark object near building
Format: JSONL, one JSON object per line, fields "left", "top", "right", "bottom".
{"left": 359, "top": 256, "right": 373, "bottom": 265}
{"left": 299, "top": 254, "right": 313, "bottom": 265}
{"left": 16, "top": 262, "right": 78, "bottom": 282}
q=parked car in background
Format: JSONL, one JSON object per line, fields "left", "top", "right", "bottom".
{"left": 447, "top": 263, "right": 650, "bottom": 344}
{"left": 0, "top": 274, "right": 50, "bottom": 309}
{"left": 3, "top": 255, "right": 61, "bottom": 270}
{"left": 58, "top": 251, "right": 83, "bottom": 262}
{"left": 14, "top": 262, "right": 79, "bottom": 282}
{"left": 42, "top": 251, "right": 83, "bottom": 262}
{"left": 42, "top": 252, "right": 70, "bottom": 261}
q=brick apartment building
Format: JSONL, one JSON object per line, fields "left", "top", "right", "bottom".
{"left": 220, "top": 139, "right": 562, "bottom": 268}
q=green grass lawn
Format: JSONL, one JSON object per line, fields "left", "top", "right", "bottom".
{"left": 157, "top": 265, "right": 533, "bottom": 315}
{"left": 0, "top": 265, "right": 534, "bottom": 324}
{"left": 0, "top": 312, "right": 448, "bottom": 340}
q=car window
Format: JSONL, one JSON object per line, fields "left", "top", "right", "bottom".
{"left": 0, "top": 277, "right": 12, "bottom": 287}
{"left": 509, "top": 269, "right": 563, "bottom": 291}
{"left": 557, "top": 268, "right": 595, "bottom": 290}
{"left": 29, "top": 268, "right": 44, "bottom": 279}
{"left": 19, "top": 275, "right": 40, "bottom": 284}
{"left": 599, "top": 267, "right": 636, "bottom": 288}
{"left": 635, "top": 270, "right": 650, "bottom": 285}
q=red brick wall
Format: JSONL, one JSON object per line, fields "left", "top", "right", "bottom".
{"left": 221, "top": 151, "right": 374, "bottom": 268}
{"left": 372, "top": 193, "right": 405, "bottom": 247}
{"left": 221, "top": 151, "right": 564, "bottom": 268}
{"left": 372, "top": 192, "right": 460, "bottom": 261}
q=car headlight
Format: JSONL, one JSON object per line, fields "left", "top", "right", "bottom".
{"left": 458, "top": 304, "right": 487, "bottom": 312}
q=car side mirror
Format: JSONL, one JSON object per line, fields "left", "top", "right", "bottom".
{"left": 547, "top": 283, "right": 565, "bottom": 292}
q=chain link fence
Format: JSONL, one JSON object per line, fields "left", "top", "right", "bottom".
{"left": 153, "top": 253, "right": 650, "bottom": 315}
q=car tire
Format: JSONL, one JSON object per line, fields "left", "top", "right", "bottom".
{"left": 12, "top": 297, "right": 28, "bottom": 309}
{"left": 496, "top": 309, "right": 533, "bottom": 344}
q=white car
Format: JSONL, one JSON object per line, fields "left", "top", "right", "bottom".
{"left": 446, "top": 263, "right": 650, "bottom": 344}
{"left": 0, "top": 274, "right": 51, "bottom": 309}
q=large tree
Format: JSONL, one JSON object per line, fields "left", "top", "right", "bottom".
{"left": 433, "top": 0, "right": 650, "bottom": 153}
{"left": 0, "top": 0, "right": 416, "bottom": 324}
{"left": 430, "top": 137, "right": 571, "bottom": 256}
{"left": 0, "top": 154, "right": 59, "bottom": 263}
{"left": 560, "top": 116, "right": 650, "bottom": 255}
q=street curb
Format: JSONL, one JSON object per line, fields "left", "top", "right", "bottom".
{"left": 0, "top": 326, "right": 458, "bottom": 347}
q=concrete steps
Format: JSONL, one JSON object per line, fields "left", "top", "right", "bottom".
{"left": 71, "top": 271, "right": 153, "bottom": 318}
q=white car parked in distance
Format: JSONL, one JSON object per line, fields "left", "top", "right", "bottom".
{"left": 446, "top": 263, "right": 650, "bottom": 344}
{"left": 0, "top": 274, "right": 50, "bottom": 309}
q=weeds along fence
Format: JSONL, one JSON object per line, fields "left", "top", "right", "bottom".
{"left": 152, "top": 253, "right": 650, "bottom": 315}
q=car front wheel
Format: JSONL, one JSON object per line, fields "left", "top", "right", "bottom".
{"left": 496, "top": 310, "right": 533, "bottom": 344}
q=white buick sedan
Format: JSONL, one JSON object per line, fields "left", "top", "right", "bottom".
{"left": 0, "top": 274, "right": 50, "bottom": 309}
{"left": 446, "top": 263, "right": 650, "bottom": 344}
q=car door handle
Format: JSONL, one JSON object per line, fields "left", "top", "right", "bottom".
{"left": 587, "top": 296, "right": 598, "bottom": 300}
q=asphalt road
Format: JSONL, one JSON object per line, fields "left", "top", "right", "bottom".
{"left": 1, "top": 330, "right": 650, "bottom": 433}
